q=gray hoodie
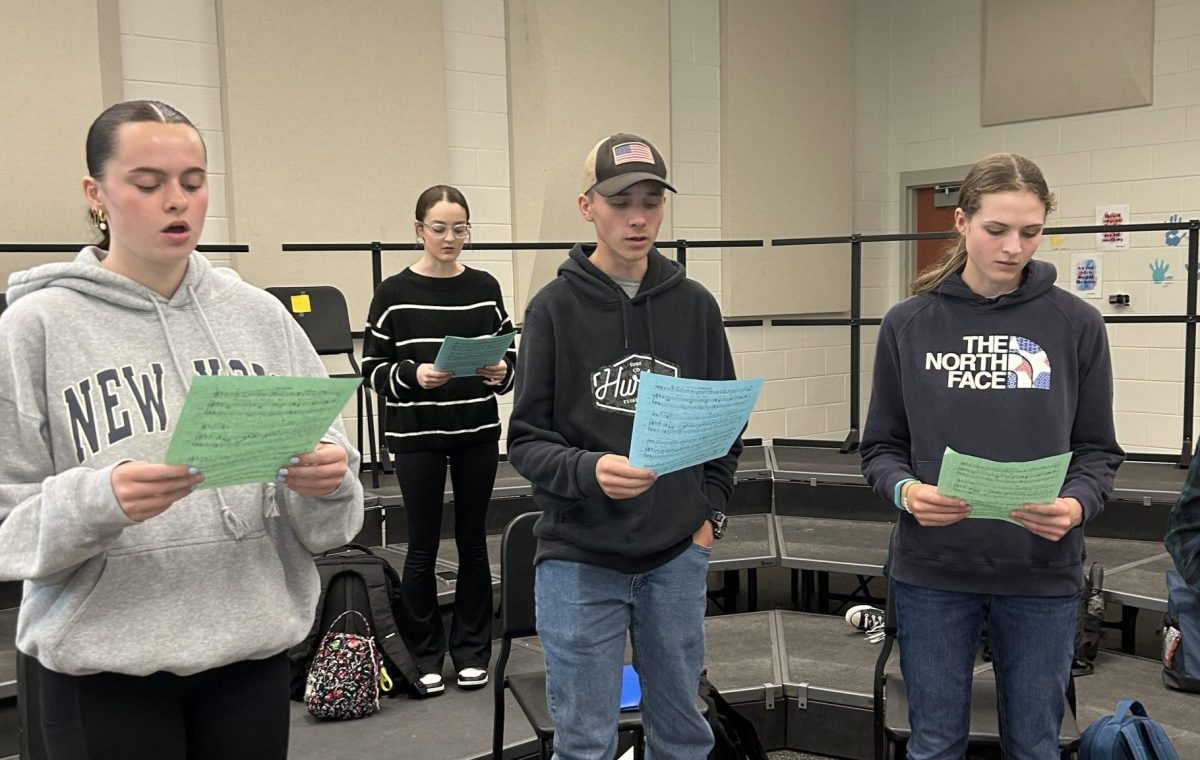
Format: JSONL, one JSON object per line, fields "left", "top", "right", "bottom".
{"left": 0, "top": 248, "right": 364, "bottom": 676}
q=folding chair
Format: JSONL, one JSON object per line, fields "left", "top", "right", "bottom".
{"left": 491, "top": 511, "right": 648, "bottom": 760}
{"left": 872, "top": 578, "right": 1081, "bottom": 759}
{"left": 265, "top": 286, "right": 383, "bottom": 483}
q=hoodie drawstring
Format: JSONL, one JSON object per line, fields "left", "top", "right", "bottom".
{"left": 189, "top": 285, "right": 233, "bottom": 374}
{"left": 150, "top": 298, "right": 193, "bottom": 394}
{"left": 619, "top": 297, "right": 632, "bottom": 350}
{"left": 188, "top": 285, "right": 256, "bottom": 536}
{"left": 645, "top": 296, "right": 658, "bottom": 371}
{"left": 150, "top": 288, "right": 254, "bottom": 539}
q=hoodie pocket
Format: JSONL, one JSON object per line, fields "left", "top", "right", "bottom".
{"left": 47, "top": 535, "right": 294, "bottom": 674}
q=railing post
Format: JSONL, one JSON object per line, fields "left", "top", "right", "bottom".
{"left": 371, "top": 241, "right": 383, "bottom": 291}
{"left": 843, "top": 234, "right": 862, "bottom": 453}
{"left": 1182, "top": 219, "right": 1199, "bottom": 466}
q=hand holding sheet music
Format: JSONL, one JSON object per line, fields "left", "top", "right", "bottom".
{"left": 936, "top": 446, "right": 1071, "bottom": 522}
{"left": 432, "top": 333, "right": 515, "bottom": 378}
{"left": 164, "top": 375, "right": 360, "bottom": 488}
{"left": 627, "top": 373, "right": 763, "bottom": 475}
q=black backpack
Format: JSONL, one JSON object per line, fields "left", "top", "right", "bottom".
{"left": 699, "top": 671, "right": 768, "bottom": 760}
{"left": 289, "top": 545, "right": 422, "bottom": 700}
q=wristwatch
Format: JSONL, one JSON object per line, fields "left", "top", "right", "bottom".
{"left": 709, "top": 510, "right": 728, "bottom": 540}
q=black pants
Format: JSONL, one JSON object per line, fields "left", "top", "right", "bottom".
{"left": 33, "top": 651, "right": 289, "bottom": 760}
{"left": 393, "top": 439, "right": 497, "bottom": 674}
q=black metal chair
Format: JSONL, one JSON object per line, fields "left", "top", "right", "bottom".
{"left": 491, "top": 511, "right": 649, "bottom": 760}
{"left": 872, "top": 579, "right": 1081, "bottom": 759}
{"left": 265, "top": 286, "right": 383, "bottom": 483}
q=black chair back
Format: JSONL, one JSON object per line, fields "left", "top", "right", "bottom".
{"left": 501, "top": 511, "right": 541, "bottom": 638}
{"left": 493, "top": 511, "right": 542, "bottom": 759}
{"left": 265, "top": 285, "right": 354, "bottom": 357}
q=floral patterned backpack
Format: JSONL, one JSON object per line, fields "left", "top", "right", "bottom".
{"left": 304, "top": 610, "right": 389, "bottom": 720}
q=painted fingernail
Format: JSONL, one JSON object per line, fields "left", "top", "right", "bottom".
{"left": 275, "top": 474, "right": 287, "bottom": 482}
{"left": 187, "top": 466, "right": 200, "bottom": 475}
{"left": 289, "top": 457, "right": 300, "bottom": 465}
{"left": 277, "top": 468, "right": 289, "bottom": 477}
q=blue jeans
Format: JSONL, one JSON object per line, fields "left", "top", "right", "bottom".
{"left": 894, "top": 580, "right": 1078, "bottom": 760}
{"left": 535, "top": 544, "right": 713, "bottom": 760}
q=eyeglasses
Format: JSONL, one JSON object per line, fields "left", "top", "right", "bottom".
{"left": 418, "top": 221, "right": 471, "bottom": 239}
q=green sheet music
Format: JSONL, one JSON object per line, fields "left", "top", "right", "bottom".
{"left": 936, "top": 447, "right": 1072, "bottom": 522}
{"left": 165, "top": 375, "right": 360, "bottom": 489}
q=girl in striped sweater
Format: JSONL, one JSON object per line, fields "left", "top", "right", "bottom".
{"left": 362, "top": 185, "right": 515, "bottom": 694}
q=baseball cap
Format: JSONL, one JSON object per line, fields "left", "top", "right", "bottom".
{"left": 582, "top": 133, "right": 677, "bottom": 196}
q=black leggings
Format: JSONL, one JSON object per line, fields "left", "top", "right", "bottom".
{"left": 393, "top": 439, "right": 497, "bottom": 674}
{"left": 33, "top": 651, "right": 290, "bottom": 760}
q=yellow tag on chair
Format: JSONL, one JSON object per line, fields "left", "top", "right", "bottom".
{"left": 289, "top": 294, "right": 312, "bottom": 314}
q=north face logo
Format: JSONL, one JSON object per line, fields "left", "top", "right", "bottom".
{"left": 591, "top": 354, "right": 680, "bottom": 414}
{"left": 925, "top": 335, "right": 1051, "bottom": 390}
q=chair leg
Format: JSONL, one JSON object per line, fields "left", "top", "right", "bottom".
{"left": 492, "top": 640, "right": 512, "bottom": 760}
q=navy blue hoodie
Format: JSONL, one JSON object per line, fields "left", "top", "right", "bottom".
{"left": 861, "top": 260, "right": 1124, "bottom": 596}
{"left": 508, "top": 245, "right": 741, "bottom": 573}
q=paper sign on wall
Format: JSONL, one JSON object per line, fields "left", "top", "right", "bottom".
{"left": 1070, "top": 253, "right": 1102, "bottom": 299}
{"left": 1095, "top": 204, "right": 1130, "bottom": 251}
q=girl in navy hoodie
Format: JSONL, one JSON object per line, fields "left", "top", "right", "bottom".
{"left": 861, "top": 153, "right": 1123, "bottom": 759}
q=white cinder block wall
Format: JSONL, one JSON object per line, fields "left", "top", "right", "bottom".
{"left": 118, "top": 0, "right": 228, "bottom": 257}
{"left": 115, "top": 0, "right": 1200, "bottom": 456}
{"left": 669, "top": 0, "right": 860, "bottom": 443}
{"left": 440, "top": 0, "right": 517, "bottom": 449}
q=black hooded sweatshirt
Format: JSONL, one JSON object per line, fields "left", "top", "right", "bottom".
{"left": 861, "top": 260, "right": 1124, "bottom": 596}
{"left": 508, "top": 245, "right": 742, "bottom": 573}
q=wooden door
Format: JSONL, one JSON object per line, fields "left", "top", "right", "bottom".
{"left": 914, "top": 187, "right": 958, "bottom": 276}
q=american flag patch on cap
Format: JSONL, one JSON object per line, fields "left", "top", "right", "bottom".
{"left": 612, "top": 142, "right": 654, "bottom": 165}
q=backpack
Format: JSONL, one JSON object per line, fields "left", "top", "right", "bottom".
{"left": 304, "top": 610, "right": 384, "bottom": 720}
{"left": 289, "top": 544, "right": 423, "bottom": 701}
{"left": 1161, "top": 570, "right": 1200, "bottom": 693}
{"left": 1074, "top": 562, "right": 1106, "bottom": 676}
{"left": 698, "top": 671, "right": 768, "bottom": 760}
{"left": 1079, "top": 699, "right": 1180, "bottom": 760}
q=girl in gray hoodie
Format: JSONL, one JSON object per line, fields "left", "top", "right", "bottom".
{"left": 0, "top": 101, "right": 363, "bottom": 759}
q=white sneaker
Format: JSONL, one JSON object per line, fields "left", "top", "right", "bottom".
{"left": 414, "top": 672, "right": 445, "bottom": 697}
{"left": 457, "top": 667, "right": 488, "bottom": 690}
{"left": 845, "top": 604, "right": 886, "bottom": 643}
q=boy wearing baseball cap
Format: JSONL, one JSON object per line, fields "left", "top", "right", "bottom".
{"left": 508, "top": 133, "right": 742, "bottom": 757}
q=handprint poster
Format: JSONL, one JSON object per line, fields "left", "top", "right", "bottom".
{"left": 1070, "top": 253, "right": 1102, "bottom": 299}
{"left": 1095, "top": 204, "right": 1130, "bottom": 251}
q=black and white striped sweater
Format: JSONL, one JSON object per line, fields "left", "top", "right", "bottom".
{"left": 362, "top": 266, "right": 515, "bottom": 453}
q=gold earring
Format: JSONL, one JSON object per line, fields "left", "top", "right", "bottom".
{"left": 91, "top": 208, "right": 108, "bottom": 231}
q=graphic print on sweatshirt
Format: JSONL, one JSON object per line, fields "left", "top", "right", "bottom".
{"left": 591, "top": 354, "right": 680, "bottom": 415}
{"left": 63, "top": 358, "right": 267, "bottom": 463}
{"left": 925, "top": 335, "right": 1051, "bottom": 390}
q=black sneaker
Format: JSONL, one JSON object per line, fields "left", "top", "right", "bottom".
{"left": 457, "top": 667, "right": 488, "bottom": 690}
{"left": 845, "top": 604, "right": 886, "bottom": 643}
{"left": 413, "top": 673, "right": 445, "bottom": 698}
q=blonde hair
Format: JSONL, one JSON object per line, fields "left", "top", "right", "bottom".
{"left": 581, "top": 137, "right": 606, "bottom": 195}
{"left": 912, "top": 153, "right": 1056, "bottom": 295}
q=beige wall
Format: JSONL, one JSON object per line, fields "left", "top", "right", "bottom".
{"left": 507, "top": 0, "right": 672, "bottom": 319}
{"left": 982, "top": 0, "right": 1154, "bottom": 126}
{"left": 0, "top": 0, "right": 121, "bottom": 286}
{"left": 720, "top": 0, "right": 854, "bottom": 317}
{"left": 217, "top": 0, "right": 449, "bottom": 326}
